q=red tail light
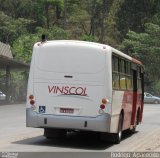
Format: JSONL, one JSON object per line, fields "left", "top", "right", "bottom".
{"left": 100, "top": 104, "right": 105, "bottom": 110}
{"left": 30, "top": 100, "right": 35, "bottom": 105}
{"left": 29, "top": 94, "right": 35, "bottom": 107}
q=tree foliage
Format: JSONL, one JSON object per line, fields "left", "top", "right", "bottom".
{"left": 0, "top": 0, "right": 160, "bottom": 94}
{"left": 0, "top": 11, "right": 33, "bottom": 44}
{"left": 120, "top": 23, "right": 160, "bottom": 92}
{"left": 115, "top": 0, "right": 160, "bottom": 40}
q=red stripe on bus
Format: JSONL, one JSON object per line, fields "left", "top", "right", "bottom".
{"left": 131, "top": 92, "right": 137, "bottom": 125}
{"left": 132, "top": 58, "right": 143, "bottom": 65}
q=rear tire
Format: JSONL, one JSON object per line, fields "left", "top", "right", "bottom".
{"left": 113, "top": 114, "right": 123, "bottom": 144}
{"left": 44, "top": 128, "right": 66, "bottom": 139}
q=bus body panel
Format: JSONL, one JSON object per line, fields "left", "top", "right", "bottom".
{"left": 26, "top": 108, "right": 111, "bottom": 132}
{"left": 26, "top": 41, "right": 112, "bottom": 132}
{"left": 110, "top": 48, "right": 144, "bottom": 133}
{"left": 110, "top": 90, "right": 134, "bottom": 133}
{"left": 33, "top": 81, "right": 107, "bottom": 117}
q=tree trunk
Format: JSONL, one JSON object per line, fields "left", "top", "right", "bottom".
{"left": 63, "top": 0, "right": 67, "bottom": 29}
{"left": 99, "top": 0, "right": 107, "bottom": 43}
{"left": 90, "top": 0, "right": 96, "bottom": 36}
{"left": 45, "top": 5, "right": 49, "bottom": 29}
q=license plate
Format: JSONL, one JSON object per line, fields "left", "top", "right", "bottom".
{"left": 60, "top": 108, "right": 74, "bottom": 114}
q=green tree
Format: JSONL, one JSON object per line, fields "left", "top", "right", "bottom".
{"left": 12, "top": 26, "right": 68, "bottom": 63}
{"left": 115, "top": 0, "right": 160, "bottom": 41}
{"left": 0, "top": 11, "right": 33, "bottom": 44}
{"left": 0, "top": 0, "right": 33, "bottom": 18}
{"left": 120, "top": 23, "right": 160, "bottom": 91}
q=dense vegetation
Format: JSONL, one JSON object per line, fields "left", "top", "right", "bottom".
{"left": 0, "top": 0, "right": 160, "bottom": 95}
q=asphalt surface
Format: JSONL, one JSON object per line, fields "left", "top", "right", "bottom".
{"left": 0, "top": 103, "right": 160, "bottom": 157}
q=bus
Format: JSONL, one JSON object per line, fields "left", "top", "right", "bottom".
{"left": 26, "top": 40, "right": 144, "bottom": 144}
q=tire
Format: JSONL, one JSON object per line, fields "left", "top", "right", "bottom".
{"left": 44, "top": 128, "right": 66, "bottom": 139}
{"left": 154, "top": 100, "right": 159, "bottom": 104}
{"left": 113, "top": 114, "right": 123, "bottom": 144}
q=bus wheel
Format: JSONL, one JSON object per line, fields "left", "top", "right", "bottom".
{"left": 133, "top": 109, "right": 140, "bottom": 132}
{"left": 44, "top": 128, "right": 66, "bottom": 139}
{"left": 113, "top": 114, "right": 123, "bottom": 144}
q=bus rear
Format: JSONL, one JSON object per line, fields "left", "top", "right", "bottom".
{"left": 26, "top": 41, "right": 112, "bottom": 137}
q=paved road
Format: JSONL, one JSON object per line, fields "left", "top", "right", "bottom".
{"left": 0, "top": 103, "right": 160, "bottom": 153}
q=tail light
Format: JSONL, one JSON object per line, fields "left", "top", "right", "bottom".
{"left": 99, "top": 98, "right": 109, "bottom": 110}
{"left": 29, "top": 95, "right": 36, "bottom": 109}
{"left": 30, "top": 100, "right": 35, "bottom": 105}
{"left": 29, "top": 95, "right": 34, "bottom": 100}
{"left": 102, "top": 98, "right": 108, "bottom": 104}
{"left": 100, "top": 104, "right": 105, "bottom": 110}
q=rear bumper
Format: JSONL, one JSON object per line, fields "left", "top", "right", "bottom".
{"left": 26, "top": 108, "right": 111, "bottom": 132}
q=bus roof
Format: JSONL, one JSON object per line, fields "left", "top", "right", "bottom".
{"left": 35, "top": 40, "right": 143, "bottom": 66}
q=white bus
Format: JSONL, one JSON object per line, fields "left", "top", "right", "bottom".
{"left": 26, "top": 40, "right": 144, "bottom": 143}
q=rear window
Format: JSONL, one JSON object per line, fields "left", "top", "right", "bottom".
{"left": 35, "top": 45, "right": 106, "bottom": 74}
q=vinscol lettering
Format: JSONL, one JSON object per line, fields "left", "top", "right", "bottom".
{"left": 48, "top": 85, "right": 87, "bottom": 96}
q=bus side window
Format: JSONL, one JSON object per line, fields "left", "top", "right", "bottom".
{"left": 137, "top": 66, "right": 142, "bottom": 91}
{"left": 119, "top": 59, "right": 127, "bottom": 90}
{"left": 126, "top": 61, "right": 132, "bottom": 90}
{"left": 112, "top": 55, "right": 120, "bottom": 89}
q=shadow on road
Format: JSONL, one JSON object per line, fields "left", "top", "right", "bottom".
{"left": 12, "top": 130, "right": 137, "bottom": 150}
